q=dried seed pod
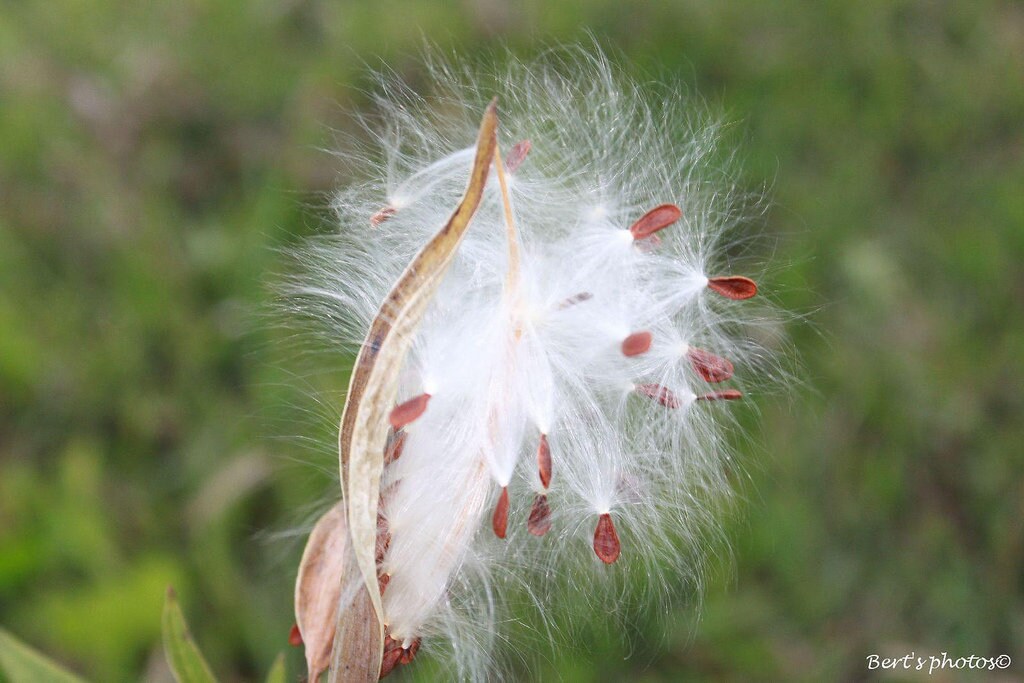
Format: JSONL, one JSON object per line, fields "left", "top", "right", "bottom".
{"left": 287, "top": 48, "right": 782, "bottom": 683}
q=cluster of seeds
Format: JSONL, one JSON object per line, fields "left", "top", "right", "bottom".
{"left": 290, "top": 51, "right": 775, "bottom": 680}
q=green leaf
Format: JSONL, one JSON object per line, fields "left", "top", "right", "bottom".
{"left": 264, "top": 653, "right": 286, "bottom": 683}
{"left": 161, "top": 587, "right": 218, "bottom": 683}
{"left": 0, "top": 626, "right": 87, "bottom": 683}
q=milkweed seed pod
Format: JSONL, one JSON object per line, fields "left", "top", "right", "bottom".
{"left": 289, "top": 47, "right": 781, "bottom": 682}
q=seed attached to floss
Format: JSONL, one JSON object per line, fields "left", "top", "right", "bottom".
{"left": 379, "top": 633, "right": 420, "bottom": 679}
{"left": 696, "top": 389, "right": 743, "bottom": 402}
{"left": 389, "top": 393, "right": 431, "bottom": 429}
{"left": 375, "top": 514, "right": 390, "bottom": 565}
{"left": 288, "top": 622, "right": 303, "bottom": 647}
{"left": 399, "top": 639, "right": 420, "bottom": 665}
{"left": 634, "top": 383, "right": 682, "bottom": 409}
{"left": 384, "top": 429, "right": 407, "bottom": 465}
{"left": 621, "top": 330, "right": 653, "bottom": 357}
{"left": 536, "top": 434, "right": 552, "bottom": 489}
{"left": 370, "top": 205, "right": 397, "bottom": 227}
{"left": 687, "top": 347, "right": 735, "bottom": 383}
{"left": 492, "top": 486, "right": 510, "bottom": 539}
{"left": 593, "top": 513, "right": 621, "bottom": 564}
{"left": 527, "top": 494, "right": 552, "bottom": 536}
{"left": 706, "top": 275, "right": 758, "bottom": 300}
{"left": 629, "top": 203, "right": 682, "bottom": 240}
{"left": 504, "top": 139, "right": 532, "bottom": 173}
{"left": 289, "top": 52, "right": 784, "bottom": 682}
{"left": 557, "top": 291, "right": 593, "bottom": 310}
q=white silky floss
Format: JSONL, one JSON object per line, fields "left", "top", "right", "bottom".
{"left": 290, "top": 47, "right": 780, "bottom": 680}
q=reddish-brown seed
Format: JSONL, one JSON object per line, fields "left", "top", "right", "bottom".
{"left": 537, "top": 434, "right": 552, "bottom": 489}
{"left": 707, "top": 276, "right": 758, "bottom": 300}
{"left": 629, "top": 204, "right": 682, "bottom": 240}
{"left": 389, "top": 393, "right": 431, "bottom": 429}
{"left": 370, "top": 206, "right": 397, "bottom": 227}
{"left": 696, "top": 389, "right": 743, "bottom": 401}
{"left": 557, "top": 291, "right": 593, "bottom": 310}
{"left": 687, "top": 347, "right": 735, "bottom": 383}
{"left": 527, "top": 494, "right": 553, "bottom": 536}
{"left": 400, "top": 638, "right": 420, "bottom": 665}
{"left": 384, "top": 429, "right": 407, "bottom": 465}
{"left": 375, "top": 526, "right": 390, "bottom": 566}
{"left": 377, "top": 572, "right": 391, "bottom": 596}
{"left": 492, "top": 487, "right": 510, "bottom": 539}
{"left": 379, "top": 633, "right": 405, "bottom": 679}
{"left": 375, "top": 493, "right": 390, "bottom": 561}
{"left": 634, "top": 383, "right": 682, "bottom": 409}
{"left": 621, "top": 331, "right": 653, "bottom": 357}
{"left": 288, "top": 622, "right": 303, "bottom": 647}
{"left": 505, "top": 139, "right": 532, "bottom": 173}
{"left": 593, "top": 513, "right": 621, "bottom": 564}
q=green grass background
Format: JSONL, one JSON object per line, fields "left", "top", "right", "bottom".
{"left": 2, "top": 1, "right": 1022, "bottom": 681}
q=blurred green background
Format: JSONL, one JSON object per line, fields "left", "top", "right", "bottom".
{"left": 2, "top": 1, "right": 1022, "bottom": 681}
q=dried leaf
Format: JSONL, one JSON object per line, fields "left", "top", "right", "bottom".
{"left": 295, "top": 501, "right": 349, "bottom": 681}
{"left": 329, "top": 100, "right": 500, "bottom": 682}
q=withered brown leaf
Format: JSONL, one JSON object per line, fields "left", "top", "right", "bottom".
{"left": 294, "top": 501, "right": 348, "bottom": 681}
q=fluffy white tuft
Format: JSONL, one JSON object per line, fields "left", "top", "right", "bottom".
{"left": 288, "top": 46, "right": 782, "bottom": 680}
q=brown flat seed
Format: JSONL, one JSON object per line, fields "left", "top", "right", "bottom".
{"left": 505, "top": 139, "right": 532, "bottom": 173}
{"left": 374, "top": 526, "right": 390, "bottom": 566}
{"left": 537, "top": 434, "right": 552, "bottom": 489}
{"left": 621, "top": 331, "right": 653, "bottom": 357}
{"left": 593, "top": 513, "right": 621, "bottom": 564}
{"left": 399, "top": 638, "right": 420, "bottom": 664}
{"left": 288, "top": 622, "right": 303, "bottom": 647}
{"left": 557, "top": 291, "right": 593, "bottom": 310}
{"left": 379, "top": 634, "right": 405, "bottom": 679}
{"left": 492, "top": 487, "right": 510, "bottom": 539}
{"left": 389, "top": 393, "right": 431, "bottom": 429}
{"left": 377, "top": 572, "right": 390, "bottom": 596}
{"left": 697, "top": 389, "right": 743, "bottom": 401}
{"left": 528, "top": 494, "right": 552, "bottom": 536}
{"left": 370, "top": 206, "right": 397, "bottom": 227}
{"left": 687, "top": 347, "right": 735, "bottom": 383}
{"left": 634, "top": 383, "right": 681, "bottom": 409}
{"left": 384, "top": 430, "right": 407, "bottom": 465}
{"left": 629, "top": 204, "right": 682, "bottom": 240}
{"left": 707, "top": 275, "right": 758, "bottom": 300}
